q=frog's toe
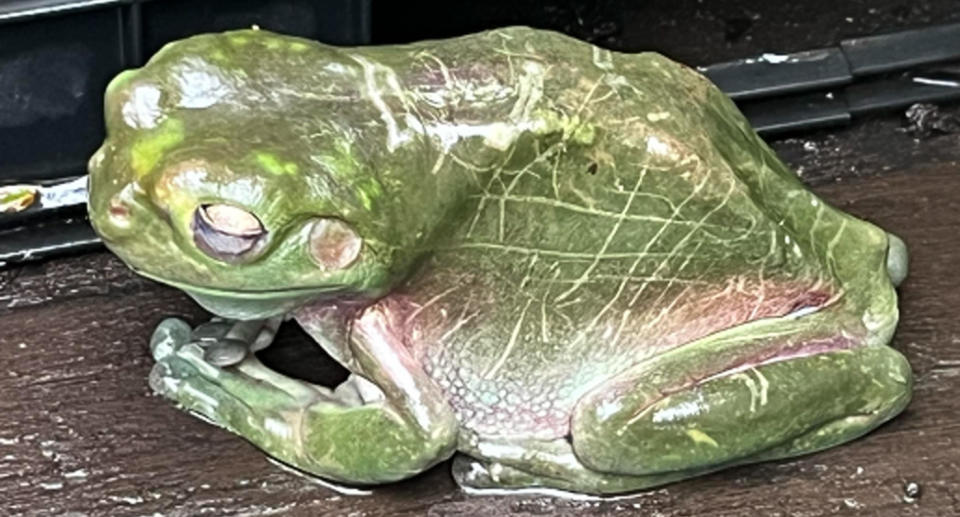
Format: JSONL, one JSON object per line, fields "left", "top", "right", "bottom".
{"left": 149, "top": 340, "right": 236, "bottom": 428}
{"left": 886, "top": 232, "right": 909, "bottom": 287}
{"left": 452, "top": 455, "right": 531, "bottom": 492}
{"left": 149, "top": 317, "right": 193, "bottom": 361}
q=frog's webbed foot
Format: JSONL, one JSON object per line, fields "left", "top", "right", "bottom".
{"left": 148, "top": 315, "right": 458, "bottom": 485}
{"left": 151, "top": 316, "right": 282, "bottom": 368}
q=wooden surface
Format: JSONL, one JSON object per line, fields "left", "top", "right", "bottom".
{"left": 5, "top": 3, "right": 960, "bottom": 516}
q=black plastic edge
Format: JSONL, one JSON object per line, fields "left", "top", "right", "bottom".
{"left": 702, "top": 48, "right": 852, "bottom": 101}
{"left": 739, "top": 92, "right": 851, "bottom": 136}
{"left": 0, "top": 0, "right": 129, "bottom": 24}
{"left": 120, "top": 1, "right": 143, "bottom": 66}
{"left": 847, "top": 76, "right": 960, "bottom": 115}
{"left": 841, "top": 23, "right": 960, "bottom": 76}
{"left": 0, "top": 217, "right": 102, "bottom": 268}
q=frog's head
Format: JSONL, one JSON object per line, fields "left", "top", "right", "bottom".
{"left": 88, "top": 30, "right": 422, "bottom": 319}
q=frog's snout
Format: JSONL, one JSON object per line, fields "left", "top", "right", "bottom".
{"left": 886, "top": 232, "right": 908, "bottom": 287}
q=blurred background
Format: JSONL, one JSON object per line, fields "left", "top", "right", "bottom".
{"left": 3, "top": 0, "right": 960, "bottom": 184}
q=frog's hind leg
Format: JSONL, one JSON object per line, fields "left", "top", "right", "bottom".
{"left": 569, "top": 312, "right": 912, "bottom": 478}
{"left": 148, "top": 316, "right": 458, "bottom": 485}
{"left": 451, "top": 437, "right": 700, "bottom": 495}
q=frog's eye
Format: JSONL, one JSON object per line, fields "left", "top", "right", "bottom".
{"left": 308, "top": 218, "right": 362, "bottom": 270}
{"left": 193, "top": 204, "right": 266, "bottom": 261}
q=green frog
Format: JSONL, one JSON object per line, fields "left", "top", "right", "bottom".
{"left": 87, "top": 27, "right": 912, "bottom": 495}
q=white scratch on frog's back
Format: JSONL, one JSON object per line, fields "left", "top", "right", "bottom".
{"left": 555, "top": 297, "right": 583, "bottom": 309}
{"left": 592, "top": 46, "right": 615, "bottom": 71}
{"left": 508, "top": 60, "right": 545, "bottom": 123}
{"left": 579, "top": 168, "right": 710, "bottom": 340}
{"left": 483, "top": 298, "right": 534, "bottom": 379}
{"left": 628, "top": 179, "right": 735, "bottom": 308}
{"left": 651, "top": 398, "right": 703, "bottom": 423}
{"left": 732, "top": 372, "right": 760, "bottom": 413}
{"left": 554, "top": 169, "right": 647, "bottom": 303}
{"left": 350, "top": 55, "right": 405, "bottom": 151}
{"left": 417, "top": 51, "right": 454, "bottom": 88}
{"left": 646, "top": 112, "right": 671, "bottom": 122}
{"left": 539, "top": 266, "right": 561, "bottom": 343}
{"left": 405, "top": 285, "right": 459, "bottom": 324}
{"left": 752, "top": 367, "right": 769, "bottom": 406}
{"left": 438, "top": 310, "right": 480, "bottom": 344}
{"left": 519, "top": 253, "right": 540, "bottom": 289}
{"left": 808, "top": 204, "right": 825, "bottom": 253}
{"left": 476, "top": 194, "right": 736, "bottom": 228}
{"left": 621, "top": 401, "right": 658, "bottom": 430}
{"left": 825, "top": 220, "right": 848, "bottom": 259}
{"left": 540, "top": 295, "right": 550, "bottom": 343}
{"left": 636, "top": 240, "right": 706, "bottom": 329}
{"left": 609, "top": 309, "right": 631, "bottom": 348}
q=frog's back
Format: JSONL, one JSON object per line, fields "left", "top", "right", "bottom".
{"left": 385, "top": 28, "right": 890, "bottom": 441}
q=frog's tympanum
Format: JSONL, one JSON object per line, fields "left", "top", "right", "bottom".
{"left": 88, "top": 27, "right": 912, "bottom": 495}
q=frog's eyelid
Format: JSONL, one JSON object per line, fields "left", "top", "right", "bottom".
{"left": 200, "top": 203, "right": 264, "bottom": 236}
{"left": 193, "top": 204, "right": 266, "bottom": 262}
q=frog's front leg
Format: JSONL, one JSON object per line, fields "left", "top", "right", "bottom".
{"left": 148, "top": 306, "right": 458, "bottom": 485}
{"left": 570, "top": 311, "right": 913, "bottom": 477}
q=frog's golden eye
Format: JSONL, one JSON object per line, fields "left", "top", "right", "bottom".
{"left": 309, "top": 218, "right": 362, "bottom": 270}
{"left": 193, "top": 204, "right": 266, "bottom": 261}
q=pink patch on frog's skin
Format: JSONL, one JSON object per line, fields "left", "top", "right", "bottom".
{"left": 390, "top": 274, "right": 843, "bottom": 439}
{"left": 297, "top": 274, "right": 845, "bottom": 440}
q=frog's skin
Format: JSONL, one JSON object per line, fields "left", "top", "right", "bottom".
{"left": 88, "top": 27, "right": 912, "bottom": 495}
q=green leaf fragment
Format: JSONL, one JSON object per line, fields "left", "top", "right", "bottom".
{"left": 0, "top": 185, "right": 38, "bottom": 213}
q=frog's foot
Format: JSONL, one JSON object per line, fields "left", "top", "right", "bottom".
{"left": 148, "top": 316, "right": 458, "bottom": 485}
{"left": 570, "top": 313, "right": 913, "bottom": 478}
{"left": 452, "top": 437, "right": 699, "bottom": 496}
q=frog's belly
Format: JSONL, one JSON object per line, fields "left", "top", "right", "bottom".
{"left": 396, "top": 275, "right": 834, "bottom": 441}
{"left": 419, "top": 344, "right": 619, "bottom": 440}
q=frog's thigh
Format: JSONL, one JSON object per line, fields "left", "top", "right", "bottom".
{"left": 571, "top": 345, "right": 912, "bottom": 477}
{"left": 149, "top": 318, "right": 457, "bottom": 485}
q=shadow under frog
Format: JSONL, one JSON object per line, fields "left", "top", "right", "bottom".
{"left": 87, "top": 27, "right": 912, "bottom": 495}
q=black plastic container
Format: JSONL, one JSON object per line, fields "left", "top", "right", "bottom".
{"left": 0, "top": 0, "right": 371, "bottom": 184}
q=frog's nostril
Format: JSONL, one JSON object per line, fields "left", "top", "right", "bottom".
{"left": 107, "top": 198, "right": 131, "bottom": 228}
{"left": 193, "top": 204, "right": 266, "bottom": 261}
{"left": 308, "top": 218, "right": 362, "bottom": 271}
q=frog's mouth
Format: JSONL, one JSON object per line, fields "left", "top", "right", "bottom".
{"left": 136, "top": 268, "right": 347, "bottom": 300}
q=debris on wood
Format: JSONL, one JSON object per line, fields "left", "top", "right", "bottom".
{"left": 0, "top": 185, "right": 38, "bottom": 213}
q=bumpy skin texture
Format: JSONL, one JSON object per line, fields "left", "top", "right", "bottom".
{"left": 88, "top": 27, "right": 912, "bottom": 494}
